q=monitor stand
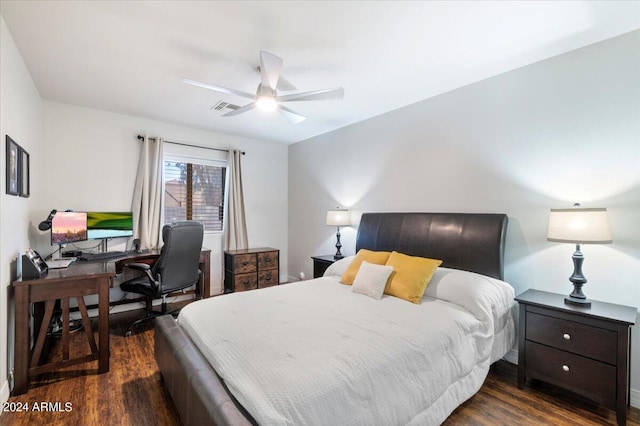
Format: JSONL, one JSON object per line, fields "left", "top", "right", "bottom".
{"left": 56, "top": 244, "right": 69, "bottom": 260}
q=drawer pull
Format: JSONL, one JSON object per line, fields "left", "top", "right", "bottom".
{"left": 563, "top": 333, "right": 571, "bottom": 340}
{"left": 242, "top": 280, "right": 250, "bottom": 285}
{"left": 241, "top": 261, "right": 249, "bottom": 266}
{"left": 562, "top": 365, "right": 570, "bottom": 372}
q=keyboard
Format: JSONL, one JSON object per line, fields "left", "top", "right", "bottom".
{"left": 47, "top": 259, "right": 74, "bottom": 269}
{"left": 78, "top": 251, "right": 127, "bottom": 261}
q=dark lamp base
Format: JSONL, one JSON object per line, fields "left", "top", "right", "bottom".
{"left": 564, "top": 296, "right": 591, "bottom": 308}
{"left": 333, "top": 254, "right": 344, "bottom": 260}
{"left": 564, "top": 245, "right": 591, "bottom": 308}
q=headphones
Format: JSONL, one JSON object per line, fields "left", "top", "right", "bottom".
{"left": 38, "top": 209, "right": 57, "bottom": 231}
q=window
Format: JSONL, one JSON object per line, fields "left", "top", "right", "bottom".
{"left": 163, "top": 158, "right": 226, "bottom": 232}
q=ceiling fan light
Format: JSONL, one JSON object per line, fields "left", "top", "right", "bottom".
{"left": 256, "top": 96, "right": 278, "bottom": 111}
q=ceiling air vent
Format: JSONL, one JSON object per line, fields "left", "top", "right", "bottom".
{"left": 211, "top": 101, "right": 240, "bottom": 112}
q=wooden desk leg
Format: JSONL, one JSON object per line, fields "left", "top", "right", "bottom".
{"left": 13, "top": 286, "right": 29, "bottom": 395}
{"left": 98, "top": 277, "right": 110, "bottom": 373}
{"left": 61, "top": 297, "right": 70, "bottom": 360}
{"left": 199, "top": 252, "right": 211, "bottom": 298}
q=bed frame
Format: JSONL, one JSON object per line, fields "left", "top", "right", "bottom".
{"left": 155, "top": 212, "right": 508, "bottom": 426}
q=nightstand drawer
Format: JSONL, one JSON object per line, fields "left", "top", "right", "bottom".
{"left": 525, "top": 341, "right": 616, "bottom": 407}
{"left": 234, "top": 273, "right": 257, "bottom": 292}
{"left": 233, "top": 254, "right": 257, "bottom": 274}
{"left": 258, "top": 269, "right": 278, "bottom": 288}
{"left": 526, "top": 312, "right": 616, "bottom": 364}
{"left": 258, "top": 251, "right": 278, "bottom": 270}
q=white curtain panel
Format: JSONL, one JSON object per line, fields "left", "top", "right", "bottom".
{"left": 131, "top": 136, "right": 164, "bottom": 250}
{"left": 224, "top": 149, "right": 248, "bottom": 250}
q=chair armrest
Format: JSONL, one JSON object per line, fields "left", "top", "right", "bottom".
{"left": 125, "top": 262, "right": 158, "bottom": 288}
{"left": 126, "top": 262, "right": 151, "bottom": 272}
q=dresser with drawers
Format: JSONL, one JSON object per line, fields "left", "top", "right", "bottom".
{"left": 516, "top": 289, "right": 636, "bottom": 426}
{"left": 224, "top": 247, "right": 279, "bottom": 293}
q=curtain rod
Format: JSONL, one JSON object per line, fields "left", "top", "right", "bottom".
{"left": 136, "top": 135, "right": 245, "bottom": 155}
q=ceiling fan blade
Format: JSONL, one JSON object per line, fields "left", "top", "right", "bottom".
{"left": 277, "top": 76, "right": 297, "bottom": 92}
{"left": 181, "top": 78, "right": 255, "bottom": 100}
{"left": 259, "top": 51, "right": 283, "bottom": 91}
{"left": 276, "top": 87, "right": 344, "bottom": 102}
{"left": 277, "top": 105, "right": 306, "bottom": 124}
{"left": 256, "top": 66, "right": 297, "bottom": 91}
{"left": 222, "top": 102, "right": 256, "bottom": 117}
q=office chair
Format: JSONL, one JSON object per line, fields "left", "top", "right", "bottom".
{"left": 121, "top": 221, "right": 204, "bottom": 336}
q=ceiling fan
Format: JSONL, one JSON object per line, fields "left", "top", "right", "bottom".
{"left": 182, "top": 51, "right": 344, "bottom": 124}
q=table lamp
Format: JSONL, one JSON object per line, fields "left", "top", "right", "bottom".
{"left": 547, "top": 204, "right": 612, "bottom": 307}
{"left": 326, "top": 208, "right": 350, "bottom": 259}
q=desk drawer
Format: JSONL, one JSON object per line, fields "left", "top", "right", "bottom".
{"left": 258, "top": 270, "right": 278, "bottom": 288}
{"left": 234, "top": 273, "right": 257, "bottom": 292}
{"left": 232, "top": 254, "right": 257, "bottom": 274}
{"left": 525, "top": 341, "right": 616, "bottom": 407}
{"left": 526, "top": 312, "right": 616, "bottom": 364}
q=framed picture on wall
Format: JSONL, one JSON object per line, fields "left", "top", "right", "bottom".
{"left": 19, "top": 147, "right": 30, "bottom": 198}
{"left": 5, "top": 136, "right": 20, "bottom": 196}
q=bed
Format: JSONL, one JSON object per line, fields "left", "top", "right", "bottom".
{"left": 155, "top": 212, "right": 515, "bottom": 426}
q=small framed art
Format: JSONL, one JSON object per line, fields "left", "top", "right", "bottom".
{"left": 6, "top": 136, "right": 20, "bottom": 196}
{"left": 19, "top": 147, "right": 30, "bottom": 198}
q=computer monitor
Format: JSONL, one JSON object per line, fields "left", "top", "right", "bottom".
{"left": 51, "top": 211, "right": 88, "bottom": 245}
{"left": 87, "top": 211, "right": 134, "bottom": 240}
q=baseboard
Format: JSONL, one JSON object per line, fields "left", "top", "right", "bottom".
{"left": 502, "top": 348, "right": 518, "bottom": 364}
{"left": 631, "top": 387, "right": 640, "bottom": 409}
{"left": 0, "top": 379, "right": 9, "bottom": 412}
{"left": 501, "top": 348, "right": 639, "bottom": 408}
{"left": 70, "top": 294, "right": 194, "bottom": 319}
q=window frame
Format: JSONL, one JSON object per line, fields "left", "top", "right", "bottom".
{"left": 163, "top": 153, "right": 228, "bottom": 234}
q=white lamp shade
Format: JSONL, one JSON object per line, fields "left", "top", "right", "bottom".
{"left": 547, "top": 208, "right": 612, "bottom": 244}
{"left": 326, "top": 209, "right": 350, "bottom": 227}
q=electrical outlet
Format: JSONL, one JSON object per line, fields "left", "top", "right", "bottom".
{"left": 298, "top": 272, "right": 305, "bottom": 280}
{"left": 9, "top": 369, "right": 14, "bottom": 389}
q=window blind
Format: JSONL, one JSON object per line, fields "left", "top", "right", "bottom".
{"left": 163, "top": 158, "right": 226, "bottom": 232}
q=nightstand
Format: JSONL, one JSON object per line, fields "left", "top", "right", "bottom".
{"left": 224, "top": 248, "right": 279, "bottom": 293}
{"left": 515, "top": 289, "right": 636, "bottom": 426}
{"left": 311, "top": 255, "right": 338, "bottom": 278}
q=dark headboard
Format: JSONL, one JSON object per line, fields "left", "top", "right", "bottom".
{"left": 355, "top": 212, "right": 508, "bottom": 280}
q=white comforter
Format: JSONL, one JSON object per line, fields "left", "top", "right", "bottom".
{"left": 178, "top": 268, "right": 515, "bottom": 425}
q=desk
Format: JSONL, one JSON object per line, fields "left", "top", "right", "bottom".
{"left": 13, "top": 262, "right": 112, "bottom": 396}
{"left": 12, "top": 249, "right": 211, "bottom": 396}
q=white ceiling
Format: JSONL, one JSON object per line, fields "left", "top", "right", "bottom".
{"left": 2, "top": 1, "right": 639, "bottom": 145}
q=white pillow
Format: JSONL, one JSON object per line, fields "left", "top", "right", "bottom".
{"left": 323, "top": 255, "right": 356, "bottom": 277}
{"left": 351, "top": 261, "right": 394, "bottom": 300}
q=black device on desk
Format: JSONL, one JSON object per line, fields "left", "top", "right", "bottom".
{"left": 22, "top": 249, "right": 48, "bottom": 279}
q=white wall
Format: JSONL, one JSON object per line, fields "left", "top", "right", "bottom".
{"left": 0, "top": 16, "right": 44, "bottom": 405}
{"left": 37, "top": 101, "right": 289, "bottom": 293}
{"left": 289, "top": 31, "right": 640, "bottom": 396}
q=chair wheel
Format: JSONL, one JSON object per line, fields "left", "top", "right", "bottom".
{"left": 125, "top": 330, "right": 132, "bottom": 337}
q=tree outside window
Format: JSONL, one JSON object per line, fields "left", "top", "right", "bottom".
{"left": 164, "top": 160, "right": 226, "bottom": 231}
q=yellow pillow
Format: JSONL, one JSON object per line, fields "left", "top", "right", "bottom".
{"left": 384, "top": 251, "right": 442, "bottom": 304}
{"left": 341, "top": 249, "right": 391, "bottom": 285}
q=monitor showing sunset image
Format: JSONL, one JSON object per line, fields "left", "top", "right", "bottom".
{"left": 51, "top": 211, "right": 88, "bottom": 245}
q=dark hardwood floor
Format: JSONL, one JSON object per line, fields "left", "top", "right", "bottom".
{"left": 1, "top": 302, "right": 639, "bottom": 426}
